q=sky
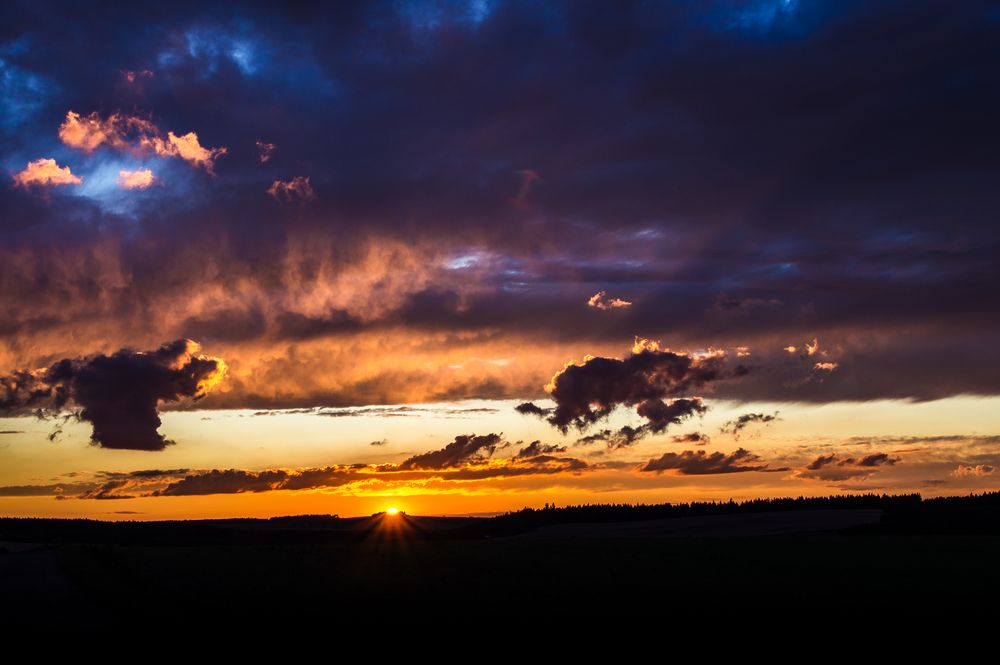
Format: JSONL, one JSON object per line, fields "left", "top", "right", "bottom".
{"left": 1, "top": 0, "right": 999, "bottom": 519}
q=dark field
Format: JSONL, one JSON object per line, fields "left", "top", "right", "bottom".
{"left": 3, "top": 494, "right": 1000, "bottom": 629}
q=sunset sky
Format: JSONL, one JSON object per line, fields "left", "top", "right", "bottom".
{"left": 2, "top": 0, "right": 998, "bottom": 519}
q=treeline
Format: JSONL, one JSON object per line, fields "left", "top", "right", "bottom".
{"left": 460, "top": 493, "right": 924, "bottom": 536}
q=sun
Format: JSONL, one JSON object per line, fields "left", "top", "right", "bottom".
{"left": 386, "top": 507, "right": 400, "bottom": 515}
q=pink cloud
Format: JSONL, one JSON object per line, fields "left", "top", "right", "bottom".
{"left": 12, "top": 158, "right": 82, "bottom": 188}
{"left": 117, "top": 169, "right": 155, "bottom": 189}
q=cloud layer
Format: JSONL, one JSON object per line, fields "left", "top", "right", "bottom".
{"left": 0, "top": 1, "right": 998, "bottom": 413}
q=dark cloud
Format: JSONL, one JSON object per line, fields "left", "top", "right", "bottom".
{"left": 540, "top": 347, "right": 729, "bottom": 432}
{"left": 0, "top": 339, "right": 225, "bottom": 450}
{"left": 398, "top": 433, "right": 504, "bottom": 470}
{"left": 519, "top": 344, "right": 732, "bottom": 445}
{"left": 0, "top": 0, "right": 998, "bottom": 408}
{"left": 672, "top": 432, "right": 711, "bottom": 445}
{"left": 799, "top": 452, "right": 899, "bottom": 481}
{"left": 0, "top": 482, "right": 100, "bottom": 497}
{"left": 640, "top": 448, "right": 770, "bottom": 475}
{"left": 515, "top": 402, "right": 551, "bottom": 417}
{"left": 126, "top": 468, "right": 190, "bottom": 477}
{"left": 721, "top": 412, "right": 780, "bottom": 438}
{"left": 514, "top": 440, "right": 567, "bottom": 459}
{"left": 156, "top": 469, "right": 289, "bottom": 496}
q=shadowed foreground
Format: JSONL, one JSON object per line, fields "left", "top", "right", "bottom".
{"left": 3, "top": 493, "right": 999, "bottom": 628}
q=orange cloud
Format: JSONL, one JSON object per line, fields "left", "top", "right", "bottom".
{"left": 117, "top": 168, "right": 155, "bottom": 189}
{"left": 59, "top": 110, "right": 226, "bottom": 173}
{"left": 58, "top": 110, "right": 157, "bottom": 153}
{"left": 267, "top": 176, "right": 315, "bottom": 202}
{"left": 12, "top": 158, "right": 82, "bottom": 188}
{"left": 952, "top": 464, "right": 994, "bottom": 477}
{"left": 143, "top": 132, "right": 227, "bottom": 173}
{"left": 588, "top": 291, "right": 632, "bottom": 310}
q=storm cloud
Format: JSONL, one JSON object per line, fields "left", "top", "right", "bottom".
{"left": 517, "top": 343, "right": 735, "bottom": 445}
{"left": 0, "top": 339, "right": 225, "bottom": 450}
{"left": 1, "top": 0, "right": 998, "bottom": 410}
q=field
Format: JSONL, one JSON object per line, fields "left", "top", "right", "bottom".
{"left": 3, "top": 494, "right": 999, "bottom": 629}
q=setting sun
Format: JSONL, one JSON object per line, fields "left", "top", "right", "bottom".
{"left": 386, "top": 507, "right": 400, "bottom": 515}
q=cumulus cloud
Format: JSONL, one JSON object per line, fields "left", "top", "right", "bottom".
{"left": 640, "top": 448, "right": 769, "bottom": 474}
{"left": 0, "top": 339, "right": 226, "bottom": 450}
{"left": 58, "top": 110, "right": 156, "bottom": 152}
{"left": 58, "top": 110, "right": 226, "bottom": 172}
{"left": 144, "top": 131, "right": 227, "bottom": 172}
{"left": 267, "top": 175, "right": 315, "bottom": 202}
{"left": 587, "top": 291, "right": 632, "bottom": 310}
{"left": 117, "top": 168, "right": 155, "bottom": 189}
{"left": 12, "top": 158, "right": 82, "bottom": 188}
{"left": 518, "top": 342, "right": 738, "bottom": 446}
{"left": 952, "top": 464, "right": 995, "bottom": 478}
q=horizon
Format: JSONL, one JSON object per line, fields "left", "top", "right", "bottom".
{"left": 2, "top": 1, "right": 999, "bottom": 521}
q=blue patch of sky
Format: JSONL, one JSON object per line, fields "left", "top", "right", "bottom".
{"left": 156, "top": 23, "right": 337, "bottom": 97}
{"left": 0, "top": 44, "right": 53, "bottom": 131}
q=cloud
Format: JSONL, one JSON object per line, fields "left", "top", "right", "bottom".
{"left": 0, "top": 339, "right": 226, "bottom": 450}
{"left": 640, "top": 448, "right": 769, "bottom": 475}
{"left": 952, "top": 464, "right": 995, "bottom": 478}
{"left": 398, "top": 433, "right": 504, "bottom": 470}
{"left": 672, "top": 432, "right": 711, "bottom": 445}
{"left": 117, "top": 168, "right": 154, "bottom": 189}
{"left": 2, "top": 2, "right": 1000, "bottom": 411}
{"left": 156, "top": 468, "right": 289, "bottom": 496}
{"left": 58, "top": 109, "right": 227, "bottom": 173}
{"left": 720, "top": 412, "right": 779, "bottom": 438}
{"left": 587, "top": 291, "right": 632, "bottom": 310}
{"left": 144, "top": 131, "right": 227, "bottom": 172}
{"left": 514, "top": 440, "right": 566, "bottom": 459}
{"left": 267, "top": 176, "right": 315, "bottom": 202}
{"left": 146, "top": 452, "right": 591, "bottom": 497}
{"left": 518, "top": 342, "right": 738, "bottom": 445}
{"left": 515, "top": 402, "right": 551, "bottom": 417}
{"left": 12, "top": 158, "right": 82, "bottom": 188}
{"left": 256, "top": 140, "right": 275, "bottom": 163}
{"left": 58, "top": 110, "right": 156, "bottom": 152}
{"left": 798, "top": 452, "right": 899, "bottom": 481}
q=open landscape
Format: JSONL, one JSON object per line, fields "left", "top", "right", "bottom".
{"left": 4, "top": 493, "right": 999, "bottom": 626}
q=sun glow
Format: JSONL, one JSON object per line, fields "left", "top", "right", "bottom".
{"left": 386, "top": 507, "right": 400, "bottom": 515}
